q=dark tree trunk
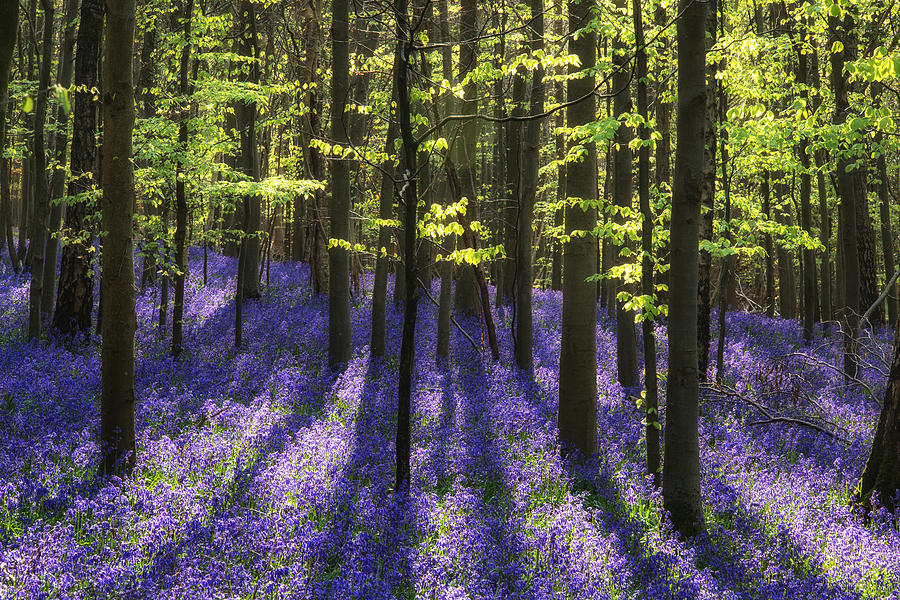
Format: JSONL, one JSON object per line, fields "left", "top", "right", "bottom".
{"left": 514, "top": 0, "right": 543, "bottom": 373}
{"left": 27, "top": 0, "right": 54, "bottom": 340}
{"left": 41, "top": 0, "right": 79, "bottom": 315}
{"left": 762, "top": 172, "right": 775, "bottom": 317}
{"left": 453, "top": 0, "right": 478, "bottom": 316}
{"left": 371, "top": 56, "right": 398, "bottom": 360}
{"left": 239, "top": 1, "right": 261, "bottom": 301}
{"left": 99, "top": 0, "right": 137, "bottom": 477}
{"left": 558, "top": 0, "right": 598, "bottom": 458}
{"left": 830, "top": 8, "right": 860, "bottom": 380}
{"left": 394, "top": 0, "right": 418, "bottom": 493}
{"left": 171, "top": 0, "right": 193, "bottom": 358}
{"left": 328, "top": 0, "right": 351, "bottom": 367}
{"left": 613, "top": 0, "right": 637, "bottom": 388}
{"left": 697, "top": 0, "right": 717, "bottom": 383}
{"left": 810, "top": 49, "right": 832, "bottom": 331}
{"left": 633, "top": 0, "right": 659, "bottom": 485}
{"left": 53, "top": 0, "right": 104, "bottom": 336}
{"left": 874, "top": 85, "right": 897, "bottom": 326}
{"left": 856, "top": 167, "right": 880, "bottom": 325}
{"left": 0, "top": 0, "right": 18, "bottom": 271}
{"left": 663, "top": 0, "right": 707, "bottom": 539}
{"left": 796, "top": 32, "right": 816, "bottom": 343}
{"left": 434, "top": 0, "right": 454, "bottom": 363}
{"left": 858, "top": 319, "right": 900, "bottom": 510}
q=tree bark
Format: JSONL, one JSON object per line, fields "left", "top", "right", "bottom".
{"left": 328, "top": 0, "right": 351, "bottom": 367}
{"left": 53, "top": 0, "right": 104, "bottom": 336}
{"left": 0, "top": 0, "right": 18, "bottom": 271}
{"left": 633, "top": 0, "right": 659, "bottom": 485}
{"left": 558, "top": 0, "right": 598, "bottom": 458}
{"left": 171, "top": 0, "right": 193, "bottom": 358}
{"left": 697, "top": 0, "right": 717, "bottom": 383}
{"left": 858, "top": 318, "right": 900, "bottom": 510}
{"left": 41, "top": 0, "right": 79, "bottom": 315}
{"left": 874, "top": 85, "right": 897, "bottom": 326}
{"left": 663, "top": 0, "right": 707, "bottom": 538}
{"left": 99, "top": 0, "right": 137, "bottom": 477}
{"left": 612, "top": 0, "right": 637, "bottom": 388}
{"left": 830, "top": 9, "right": 860, "bottom": 380}
{"left": 453, "top": 0, "right": 478, "bottom": 316}
{"left": 513, "top": 0, "right": 543, "bottom": 373}
{"left": 27, "top": 0, "right": 54, "bottom": 340}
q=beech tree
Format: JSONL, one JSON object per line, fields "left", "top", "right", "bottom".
{"left": 663, "top": 0, "right": 707, "bottom": 538}
{"left": 99, "top": 0, "right": 137, "bottom": 476}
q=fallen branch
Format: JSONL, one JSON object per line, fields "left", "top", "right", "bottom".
{"left": 417, "top": 276, "right": 481, "bottom": 355}
{"left": 780, "top": 351, "right": 880, "bottom": 408}
{"left": 861, "top": 264, "right": 900, "bottom": 329}
{"left": 702, "top": 382, "right": 851, "bottom": 444}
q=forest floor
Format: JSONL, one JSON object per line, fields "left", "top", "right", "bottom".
{"left": 0, "top": 248, "right": 897, "bottom": 599}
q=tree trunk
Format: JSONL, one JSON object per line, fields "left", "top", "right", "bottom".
{"left": 99, "top": 0, "right": 137, "bottom": 477}
{"left": 663, "top": 0, "right": 707, "bottom": 538}
{"left": 41, "top": 0, "right": 79, "bottom": 315}
{"left": 796, "top": 33, "right": 816, "bottom": 343}
{"left": 53, "top": 0, "right": 104, "bottom": 336}
{"left": 858, "top": 318, "right": 900, "bottom": 510}
{"left": 558, "top": 0, "right": 598, "bottom": 458}
{"left": 762, "top": 172, "right": 775, "bottom": 317}
{"left": 394, "top": 0, "right": 418, "bottom": 493}
{"left": 634, "top": 0, "right": 659, "bottom": 485}
{"left": 697, "top": 0, "right": 717, "bottom": 383}
{"left": 0, "top": 0, "right": 18, "bottom": 271}
{"left": 239, "top": 1, "right": 261, "bottom": 301}
{"left": 515, "top": 0, "right": 543, "bottom": 373}
{"left": 874, "top": 87, "right": 897, "bottom": 326}
{"left": 453, "top": 0, "right": 478, "bottom": 316}
{"left": 27, "top": 0, "right": 54, "bottom": 340}
{"left": 811, "top": 47, "right": 832, "bottom": 332}
{"left": 830, "top": 8, "right": 860, "bottom": 380}
{"left": 612, "top": 0, "right": 637, "bottom": 388}
{"left": 171, "top": 0, "right": 193, "bottom": 358}
{"left": 328, "top": 0, "right": 351, "bottom": 367}
{"left": 434, "top": 0, "right": 454, "bottom": 363}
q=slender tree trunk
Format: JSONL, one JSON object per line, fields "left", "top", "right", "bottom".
{"left": 551, "top": 85, "right": 564, "bottom": 292}
{"left": 775, "top": 178, "right": 797, "bottom": 319}
{"left": 239, "top": 1, "right": 261, "bottom": 301}
{"left": 796, "top": 31, "right": 816, "bottom": 342}
{"left": 0, "top": 0, "right": 18, "bottom": 271}
{"left": 394, "top": 0, "right": 418, "bottom": 493}
{"left": 503, "top": 47, "right": 525, "bottom": 306}
{"left": 171, "top": 0, "right": 193, "bottom": 358}
{"left": 762, "top": 172, "right": 775, "bottom": 317}
{"left": 559, "top": 0, "right": 598, "bottom": 458}
{"left": 434, "top": 0, "right": 454, "bottom": 363}
{"left": 874, "top": 85, "right": 897, "bottom": 326}
{"left": 612, "top": 0, "right": 637, "bottom": 388}
{"left": 810, "top": 49, "right": 832, "bottom": 331}
{"left": 515, "top": 0, "right": 543, "bottom": 373}
{"left": 371, "top": 58, "right": 398, "bottom": 360}
{"left": 99, "top": 0, "right": 136, "bottom": 477}
{"left": 453, "top": 0, "right": 478, "bottom": 316}
{"left": 53, "top": 0, "right": 104, "bottom": 336}
{"left": 633, "top": 0, "right": 659, "bottom": 485}
{"left": 653, "top": 3, "right": 671, "bottom": 306}
{"left": 830, "top": 9, "right": 860, "bottom": 379}
{"left": 41, "top": 0, "right": 79, "bottom": 315}
{"left": 663, "top": 0, "right": 707, "bottom": 538}
{"left": 27, "top": 0, "right": 54, "bottom": 340}
{"left": 697, "top": 0, "right": 717, "bottom": 383}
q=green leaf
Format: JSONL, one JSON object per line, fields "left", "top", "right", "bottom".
{"left": 21, "top": 96, "right": 33, "bottom": 113}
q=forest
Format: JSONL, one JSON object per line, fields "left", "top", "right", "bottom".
{"left": 0, "top": 0, "right": 899, "bottom": 596}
